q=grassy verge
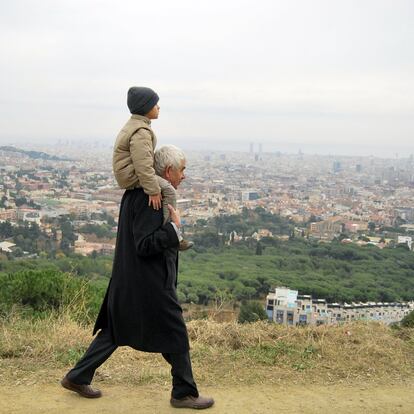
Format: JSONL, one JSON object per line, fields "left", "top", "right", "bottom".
{"left": 1, "top": 311, "right": 413, "bottom": 387}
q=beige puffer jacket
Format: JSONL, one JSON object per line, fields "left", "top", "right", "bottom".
{"left": 112, "top": 115, "right": 161, "bottom": 195}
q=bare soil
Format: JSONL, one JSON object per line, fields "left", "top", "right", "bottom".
{"left": 1, "top": 382, "right": 413, "bottom": 414}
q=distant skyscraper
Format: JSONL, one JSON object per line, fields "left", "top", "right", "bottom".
{"left": 384, "top": 166, "right": 396, "bottom": 183}
{"left": 258, "top": 143, "right": 262, "bottom": 154}
{"left": 241, "top": 191, "right": 260, "bottom": 201}
{"left": 249, "top": 142, "right": 254, "bottom": 154}
{"left": 333, "top": 161, "right": 342, "bottom": 173}
{"left": 356, "top": 164, "right": 362, "bottom": 173}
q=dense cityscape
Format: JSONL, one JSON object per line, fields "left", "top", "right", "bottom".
{"left": 0, "top": 143, "right": 413, "bottom": 258}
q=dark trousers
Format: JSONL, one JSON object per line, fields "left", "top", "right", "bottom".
{"left": 66, "top": 328, "right": 199, "bottom": 399}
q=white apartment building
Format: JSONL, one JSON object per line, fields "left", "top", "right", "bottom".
{"left": 266, "top": 287, "right": 414, "bottom": 326}
{"left": 397, "top": 236, "right": 412, "bottom": 250}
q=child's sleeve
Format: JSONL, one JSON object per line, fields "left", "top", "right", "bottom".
{"left": 130, "top": 129, "right": 161, "bottom": 196}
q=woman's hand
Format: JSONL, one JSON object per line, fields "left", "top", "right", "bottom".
{"left": 167, "top": 204, "right": 181, "bottom": 228}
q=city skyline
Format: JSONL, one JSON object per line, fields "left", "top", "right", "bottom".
{"left": 1, "top": 138, "right": 413, "bottom": 160}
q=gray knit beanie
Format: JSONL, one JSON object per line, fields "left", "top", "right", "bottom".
{"left": 127, "top": 86, "right": 159, "bottom": 115}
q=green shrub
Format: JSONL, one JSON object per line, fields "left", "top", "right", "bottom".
{"left": 0, "top": 269, "right": 105, "bottom": 322}
{"left": 401, "top": 310, "right": 414, "bottom": 328}
{"left": 238, "top": 301, "right": 268, "bottom": 323}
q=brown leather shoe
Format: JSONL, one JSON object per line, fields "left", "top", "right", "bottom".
{"left": 179, "top": 239, "right": 194, "bottom": 251}
{"left": 170, "top": 395, "right": 214, "bottom": 409}
{"left": 61, "top": 376, "right": 102, "bottom": 398}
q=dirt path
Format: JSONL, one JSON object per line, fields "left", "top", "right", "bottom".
{"left": 1, "top": 382, "right": 413, "bottom": 414}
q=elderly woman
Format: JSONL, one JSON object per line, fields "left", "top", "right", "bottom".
{"left": 61, "top": 145, "right": 214, "bottom": 410}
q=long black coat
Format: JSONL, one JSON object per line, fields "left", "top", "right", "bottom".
{"left": 93, "top": 188, "right": 190, "bottom": 353}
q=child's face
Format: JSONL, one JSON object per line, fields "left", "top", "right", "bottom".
{"left": 145, "top": 104, "right": 160, "bottom": 119}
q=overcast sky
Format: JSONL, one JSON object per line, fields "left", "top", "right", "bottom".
{"left": 0, "top": 0, "right": 413, "bottom": 156}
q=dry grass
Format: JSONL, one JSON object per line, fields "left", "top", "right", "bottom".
{"left": 1, "top": 312, "right": 413, "bottom": 387}
{"left": 187, "top": 320, "right": 414, "bottom": 384}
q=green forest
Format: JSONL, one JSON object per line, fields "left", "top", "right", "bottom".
{"left": 178, "top": 239, "right": 414, "bottom": 304}
{"left": 0, "top": 237, "right": 413, "bottom": 317}
{"left": 0, "top": 207, "right": 413, "bottom": 318}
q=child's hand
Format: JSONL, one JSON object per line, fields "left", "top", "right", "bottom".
{"left": 149, "top": 194, "right": 162, "bottom": 210}
{"left": 167, "top": 204, "right": 181, "bottom": 228}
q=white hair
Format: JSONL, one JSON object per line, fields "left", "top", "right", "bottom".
{"left": 154, "top": 145, "right": 186, "bottom": 176}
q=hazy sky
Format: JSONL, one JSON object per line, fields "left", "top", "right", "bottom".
{"left": 1, "top": 0, "right": 413, "bottom": 156}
